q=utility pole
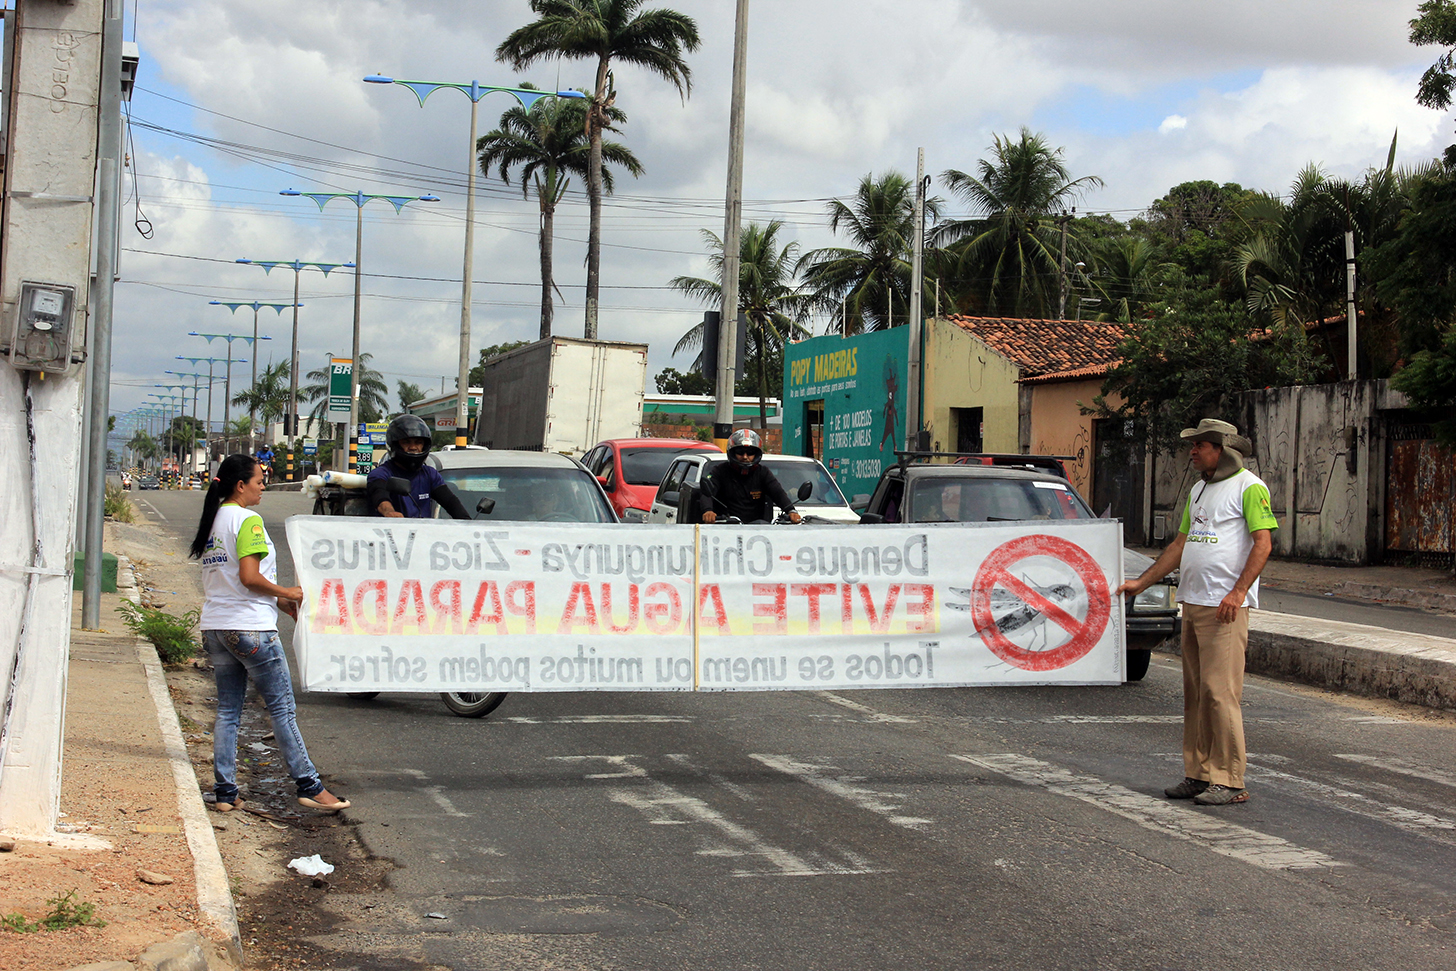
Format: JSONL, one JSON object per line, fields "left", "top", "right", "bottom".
{"left": 1057, "top": 209, "right": 1074, "bottom": 320}
{"left": 81, "top": 0, "right": 124, "bottom": 628}
{"left": 1345, "top": 230, "right": 1357, "bottom": 381}
{"left": 0, "top": 0, "right": 109, "bottom": 838}
{"left": 713, "top": 0, "right": 750, "bottom": 451}
{"left": 905, "top": 148, "right": 926, "bottom": 453}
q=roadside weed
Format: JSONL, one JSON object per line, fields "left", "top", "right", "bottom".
{"left": 1, "top": 890, "right": 106, "bottom": 932}
{"left": 118, "top": 600, "right": 200, "bottom": 663}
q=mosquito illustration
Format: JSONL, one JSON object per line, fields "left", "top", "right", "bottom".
{"left": 949, "top": 574, "right": 1080, "bottom": 652}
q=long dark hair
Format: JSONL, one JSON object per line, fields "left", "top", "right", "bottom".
{"left": 189, "top": 454, "right": 259, "bottom": 559}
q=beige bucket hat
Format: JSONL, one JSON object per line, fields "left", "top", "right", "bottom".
{"left": 1180, "top": 418, "right": 1253, "bottom": 479}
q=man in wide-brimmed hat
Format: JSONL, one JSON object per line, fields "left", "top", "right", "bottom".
{"left": 1116, "top": 418, "right": 1277, "bottom": 806}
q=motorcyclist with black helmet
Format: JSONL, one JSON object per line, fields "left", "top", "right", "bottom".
{"left": 366, "top": 415, "right": 471, "bottom": 520}
{"left": 697, "top": 429, "right": 802, "bottom": 525}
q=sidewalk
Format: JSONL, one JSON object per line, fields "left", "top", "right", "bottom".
{"left": 1, "top": 539, "right": 238, "bottom": 971}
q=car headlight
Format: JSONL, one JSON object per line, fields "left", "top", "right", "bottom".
{"left": 620, "top": 507, "right": 649, "bottom": 523}
{"left": 1131, "top": 584, "right": 1174, "bottom": 611}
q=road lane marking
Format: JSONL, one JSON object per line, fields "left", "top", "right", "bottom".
{"left": 607, "top": 781, "right": 879, "bottom": 878}
{"left": 666, "top": 753, "right": 758, "bottom": 802}
{"left": 563, "top": 754, "right": 879, "bottom": 877}
{"left": 1332, "top": 754, "right": 1456, "bottom": 792}
{"left": 814, "top": 692, "right": 918, "bottom": 723}
{"left": 953, "top": 753, "right": 1343, "bottom": 871}
{"left": 138, "top": 499, "right": 166, "bottom": 519}
{"left": 551, "top": 755, "right": 648, "bottom": 779}
{"left": 750, "top": 754, "right": 934, "bottom": 830}
{"left": 1245, "top": 762, "right": 1456, "bottom": 840}
{"left": 423, "top": 786, "right": 471, "bottom": 818}
{"left": 506, "top": 714, "right": 693, "bottom": 724}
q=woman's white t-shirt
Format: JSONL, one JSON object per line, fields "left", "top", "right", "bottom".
{"left": 1176, "top": 468, "right": 1278, "bottom": 609}
{"left": 200, "top": 503, "right": 279, "bottom": 630}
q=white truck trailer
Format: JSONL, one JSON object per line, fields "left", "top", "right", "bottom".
{"left": 471, "top": 336, "right": 647, "bottom": 457}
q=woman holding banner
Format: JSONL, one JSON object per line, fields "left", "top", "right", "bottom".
{"left": 189, "top": 454, "right": 351, "bottom": 813}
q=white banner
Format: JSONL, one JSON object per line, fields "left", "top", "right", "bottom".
{"left": 284, "top": 518, "right": 1127, "bottom": 693}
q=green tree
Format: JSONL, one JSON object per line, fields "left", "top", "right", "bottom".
{"left": 231, "top": 362, "right": 292, "bottom": 431}
{"left": 1412, "top": 0, "right": 1456, "bottom": 166}
{"left": 300, "top": 354, "right": 387, "bottom": 427}
{"left": 1099, "top": 279, "right": 1320, "bottom": 450}
{"left": 497, "top": 0, "right": 700, "bottom": 339}
{"left": 397, "top": 380, "right": 425, "bottom": 412}
{"left": 127, "top": 429, "right": 159, "bottom": 464}
{"left": 1392, "top": 325, "right": 1456, "bottom": 441}
{"left": 933, "top": 129, "right": 1102, "bottom": 318}
{"left": 672, "top": 220, "right": 811, "bottom": 427}
{"left": 799, "top": 171, "right": 942, "bottom": 333}
{"left": 468, "top": 340, "right": 533, "bottom": 387}
{"left": 479, "top": 83, "right": 643, "bottom": 339}
{"left": 1082, "top": 235, "right": 1168, "bottom": 322}
{"left": 654, "top": 366, "right": 712, "bottom": 395}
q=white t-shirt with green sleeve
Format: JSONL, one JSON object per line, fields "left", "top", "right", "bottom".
{"left": 1176, "top": 468, "right": 1279, "bottom": 609}
{"left": 200, "top": 503, "right": 280, "bottom": 630}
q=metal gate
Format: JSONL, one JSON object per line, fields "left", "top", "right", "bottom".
{"left": 1092, "top": 418, "right": 1146, "bottom": 546}
{"left": 1385, "top": 421, "right": 1454, "bottom": 565}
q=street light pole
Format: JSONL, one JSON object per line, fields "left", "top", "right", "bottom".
{"left": 237, "top": 259, "right": 351, "bottom": 480}
{"left": 364, "top": 76, "right": 584, "bottom": 446}
{"left": 279, "top": 190, "right": 435, "bottom": 470}
{"left": 714, "top": 0, "right": 750, "bottom": 450}
{"left": 209, "top": 301, "right": 291, "bottom": 453}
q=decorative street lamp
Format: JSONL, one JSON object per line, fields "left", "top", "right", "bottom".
{"left": 236, "top": 258, "right": 352, "bottom": 480}
{"left": 165, "top": 368, "right": 222, "bottom": 464}
{"left": 149, "top": 389, "right": 187, "bottom": 478}
{"left": 174, "top": 353, "right": 231, "bottom": 465}
{"left": 364, "top": 74, "right": 585, "bottom": 446}
{"left": 190, "top": 327, "right": 263, "bottom": 459}
{"left": 210, "top": 300, "right": 294, "bottom": 452}
{"left": 279, "top": 188, "right": 437, "bottom": 471}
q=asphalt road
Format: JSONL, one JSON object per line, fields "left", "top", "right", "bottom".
{"left": 138, "top": 490, "right": 1456, "bottom": 970}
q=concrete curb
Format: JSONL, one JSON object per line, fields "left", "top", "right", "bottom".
{"left": 1163, "top": 607, "right": 1456, "bottom": 712}
{"left": 1331, "top": 581, "right": 1456, "bottom": 616}
{"left": 116, "top": 555, "right": 243, "bottom": 965}
{"left": 1247, "top": 611, "right": 1456, "bottom": 712}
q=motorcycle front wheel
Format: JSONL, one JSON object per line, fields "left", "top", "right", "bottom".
{"left": 439, "top": 691, "right": 508, "bottom": 718}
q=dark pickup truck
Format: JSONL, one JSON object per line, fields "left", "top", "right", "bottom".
{"left": 857, "top": 456, "right": 1179, "bottom": 681}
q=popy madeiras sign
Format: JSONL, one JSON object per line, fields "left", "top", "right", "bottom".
{"left": 285, "top": 518, "right": 1128, "bottom": 692}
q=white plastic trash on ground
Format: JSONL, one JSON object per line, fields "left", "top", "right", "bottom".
{"left": 287, "top": 854, "right": 334, "bottom": 876}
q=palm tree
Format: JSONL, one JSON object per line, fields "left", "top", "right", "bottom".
{"left": 231, "top": 361, "right": 291, "bottom": 444}
{"left": 798, "top": 171, "right": 943, "bottom": 333}
{"left": 671, "top": 220, "right": 811, "bottom": 427}
{"left": 478, "top": 84, "right": 642, "bottom": 339}
{"left": 127, "top": 430, "right": 159, "bottom": 468}
{"left": 497, "top": 0, "right": 700, "bottom": 339}
{"left": 1084, "top": 236, "right": 1167, "bottom": 322}
{"left": 934, "top": 129, "right": 1102, "bottom": 318}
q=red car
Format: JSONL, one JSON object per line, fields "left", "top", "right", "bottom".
{"left": 582, "top": 438, "right": 722, "bottom": 522}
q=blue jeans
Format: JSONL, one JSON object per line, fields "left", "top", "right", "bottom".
{"left": 203, "top": 629, "right": 323, "bottom": 801}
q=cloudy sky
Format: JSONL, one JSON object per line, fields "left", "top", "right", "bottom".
{"left": 109, "top": 0, "right": 1448, "bottom": 430}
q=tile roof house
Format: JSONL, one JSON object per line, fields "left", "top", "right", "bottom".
{"left": 922, "top": 316, "right": 1133, "bottom": 517}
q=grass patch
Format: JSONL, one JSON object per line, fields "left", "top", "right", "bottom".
{"left": 103, "top": 482, "right": 135, "bottom": 523}
{"left": 118, "top": 600, "right": 200, "bottom": 664}
{"left": 2, "top": 890, "right": 107, "bottom": 933}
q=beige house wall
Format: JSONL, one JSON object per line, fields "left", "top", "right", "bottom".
{"left": 921, "top": 319, "right": 1021, "bottom": 454}
{"left": 1027, "top": 380, "right": 1121, "bottom": 500}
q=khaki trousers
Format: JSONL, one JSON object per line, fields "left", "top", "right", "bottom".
{"left": 1180, "top": 603, "right": 1249, "bottom": 788}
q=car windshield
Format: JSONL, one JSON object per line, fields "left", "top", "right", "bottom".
{"left": 763, "top": 459, "right": 846, "bottom": 506}
{"left": 438, "top": 466, "right": 616, "bottom": 523}
{"left": 908, "top": 476, "right": 1093, "bottom": 523}
{"left": 620, "top": 446, "right": 706, "bottom": 487}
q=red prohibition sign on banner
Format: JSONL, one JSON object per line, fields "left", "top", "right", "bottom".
{"left": 970, "top": 534, "right": 1111, "bottom": 672}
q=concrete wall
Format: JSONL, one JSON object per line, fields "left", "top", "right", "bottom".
{"left": 1148, "top": 380, "right": 1403, "bottom": 563}
{"left": 921, "top": 319, "right": 1020, "bottom": 454}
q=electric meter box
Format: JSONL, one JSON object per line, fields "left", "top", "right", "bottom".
{"left": 9, "top": 281, "right": 78, "bottom": 373}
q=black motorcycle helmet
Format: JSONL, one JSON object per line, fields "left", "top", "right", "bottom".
{"left": 726, "top": 428, "right": 763, "bottom": 474}
{"left": 386, "top": 414, "right": 433, "bottom": 472}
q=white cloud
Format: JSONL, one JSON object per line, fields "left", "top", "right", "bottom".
{"left": 105, "top": 0, "right": 1454, "bottom": 420}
